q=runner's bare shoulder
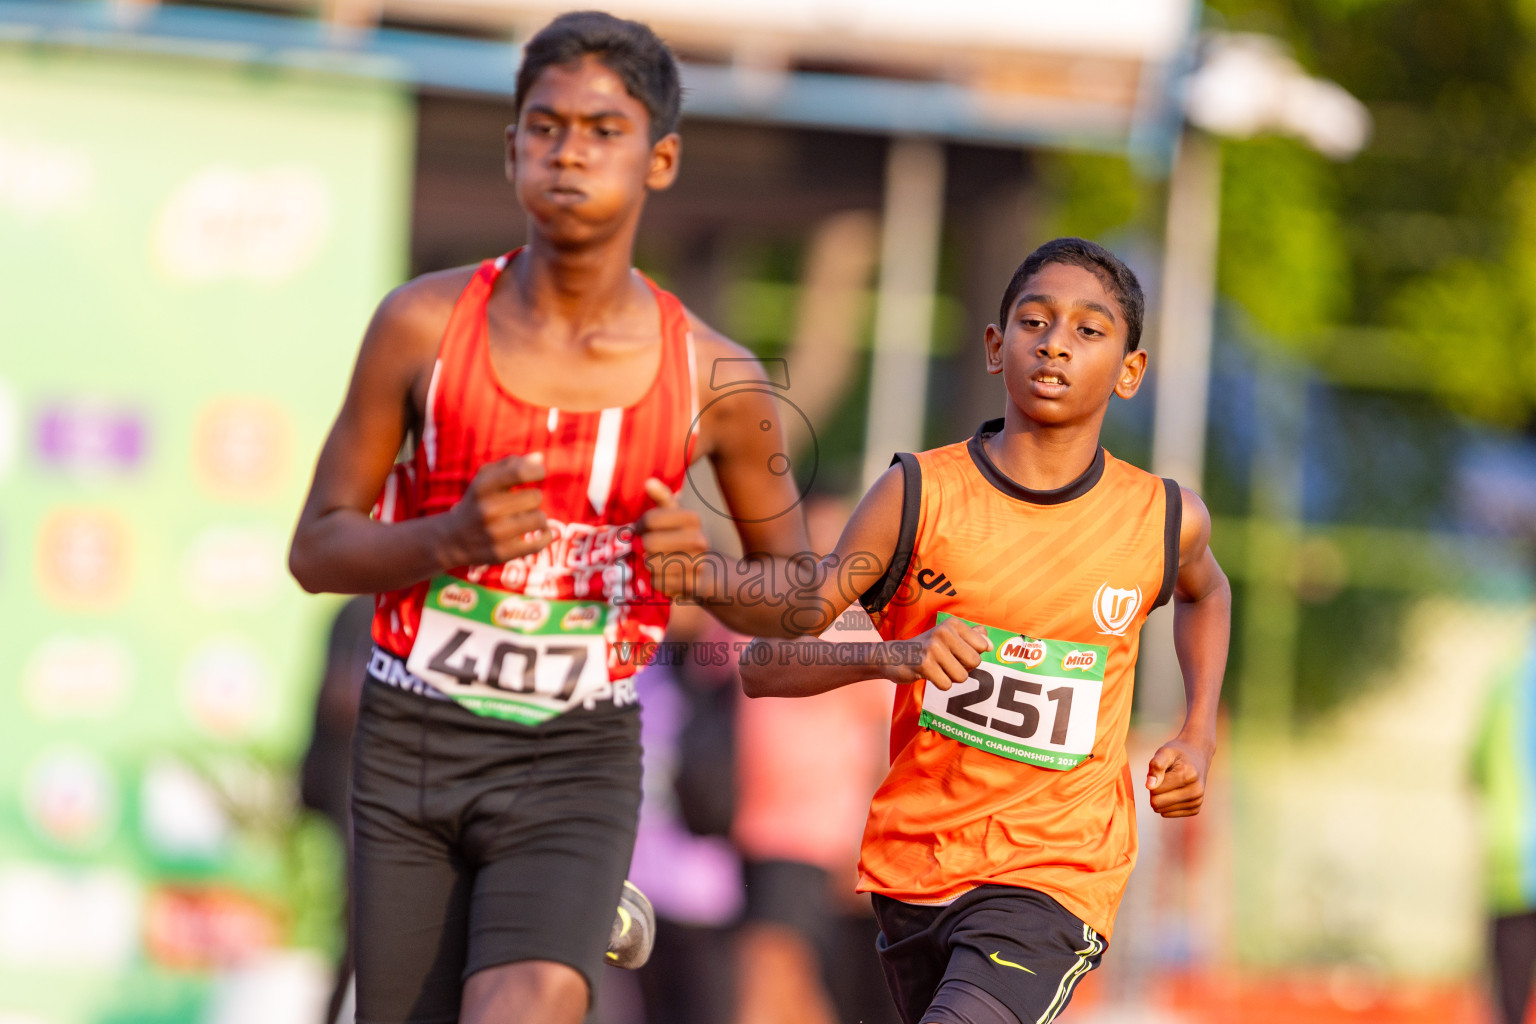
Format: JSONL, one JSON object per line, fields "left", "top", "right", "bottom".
{"left": 682, "top": 307, "right": 755, "bottom": 371}
{"left": 679, "top": 307, "right": 771, "bottom": 455}
{"left": 682, "top": 306, "right": 780, "bottom": 409}
{"left": 346, "top": 264, "right": 483, "bottom": 417}
{"left": 365, "top": 265, "right": 480, "bottom": 367}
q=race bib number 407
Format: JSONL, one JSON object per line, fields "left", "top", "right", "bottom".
{"left": 406, "top": 575, "right": 610, "bottom": 725}
{"left": 919, "top": 614, "right": 1106, "bottom": 770}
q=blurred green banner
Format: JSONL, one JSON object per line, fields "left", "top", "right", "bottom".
{"left": 0, "top": 46, "right": 412, "bottom": 1024}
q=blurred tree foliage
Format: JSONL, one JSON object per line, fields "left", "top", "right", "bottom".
{"left": 1045, "top": 0, "right": 1536, "bottom": 720}
{"left": 1214, "top": 0, "right": 1534, "bottom": 719}
{"left": 1035, "top": 151, "right": 1148, "bottom": 243}
{"left": 1047, "top": 0, "right": 1536, "bottom": 424}
{"left": 1217, "top": 0, "right": 1536, "bottom": 423}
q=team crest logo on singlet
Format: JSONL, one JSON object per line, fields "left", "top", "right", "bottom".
{"left": 1091, "top": 583, "right": 1141, "bottom": 636}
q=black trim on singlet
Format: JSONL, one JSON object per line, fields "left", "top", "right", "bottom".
{"left": 859, "top": 452, "right": 921, "bottom": 615}
{"left": 1152, "top": 478, "right": 1183, "bottom": 610}
{"left": 966, "top": 419, "right": 1105, "bottom": 505}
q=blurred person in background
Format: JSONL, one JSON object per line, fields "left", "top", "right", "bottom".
{"left": 627, "top": 601, "right": 743, "bottom": 1024}
{"left": 298, "top": 594, "right": 376, "bottom": 1024}
{"left": 285, "top": 10, "right": 810, "bottom": 1024}
{"left": 732, "top": 494, "right": 899, "bottom": 1024}
{"left": 1472, "top": 628, "right": 1536, "bottom": 1024}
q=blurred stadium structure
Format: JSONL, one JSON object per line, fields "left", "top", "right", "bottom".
{"left": 2, "top": 1, "right": 1534, "bottom": 1022}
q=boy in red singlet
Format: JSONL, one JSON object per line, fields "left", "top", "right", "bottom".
{"left": 741, "top": 238, "right": 1232, "bottom": 1024}
{"left": 289, "top": 13, "right": 810, "bottom": 1024}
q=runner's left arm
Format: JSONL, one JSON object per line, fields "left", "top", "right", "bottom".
{"left": 1146, "top": 487, "right": 1231, "bottom": 818}
{"left": 636, "top": 326, "right": 811, "bottom": 638}
{"left": 734, "top": 463, "right": 991, "bottom": 696}
{"left": 637, "top": 328, "right": 813, "bottom": 635}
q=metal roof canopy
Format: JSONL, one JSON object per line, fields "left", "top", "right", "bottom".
{"left": 0, "top": 0, "right": 1193, "bottom": 159}
{"left": 449, "top": 0, "right": 1193, "bottom": 61}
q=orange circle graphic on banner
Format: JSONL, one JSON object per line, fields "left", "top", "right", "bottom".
{"left": 36, "top": 508, "right": 129, "bottom": 609}
{"left": 193, "top": 398, "right": 289, "bottom": 499}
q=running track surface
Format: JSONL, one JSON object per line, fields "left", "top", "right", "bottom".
{"left": 1070, "top": 969, "right": 1502, "bottom": 1023}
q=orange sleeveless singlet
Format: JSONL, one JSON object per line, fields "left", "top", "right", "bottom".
{"left": 856, "top": 419, "right": 1180, "bottom": 939}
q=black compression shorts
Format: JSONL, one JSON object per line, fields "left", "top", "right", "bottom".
{"left": 872, "top": 886, "right": 1106, "bottom": 1024}
{"left": 350, "top": 669, "right": 642, "bottom": 1024}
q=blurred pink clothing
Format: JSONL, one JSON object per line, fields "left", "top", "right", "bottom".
{"left": 733, "top": 610, "right": 891, "bottom": 875}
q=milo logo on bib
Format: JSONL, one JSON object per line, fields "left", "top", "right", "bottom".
{"left": 997, "top": 637, "right": 1046, "bottom": 668}
{"left": 438, "top": 583, "right": 478, "bottom": 612}
{"left": 561, "top": 605, "right": 602, "bottom": 631}
{"left": 1062, "top": 650, "right": 1098, "bottom": 672}
{"left": 919, "top": 614, "right": 1107, "bottom": 770}
{"left": 492, "top": 597, "right": 549, "bottom": 632}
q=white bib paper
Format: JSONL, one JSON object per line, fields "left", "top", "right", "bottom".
{"left": 406, "top": 575, "right": 612, "bottom": 725}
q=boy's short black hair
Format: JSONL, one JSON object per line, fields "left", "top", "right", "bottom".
{"left": 998, "top": 237, "right": 1145, "bottom": 351}
{"left": 514, "top": 11, "right": 682, "bottom": 142}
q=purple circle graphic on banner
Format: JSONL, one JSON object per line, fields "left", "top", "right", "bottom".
{"left": 35, "top": 402, "right": 148, "bottom": 472}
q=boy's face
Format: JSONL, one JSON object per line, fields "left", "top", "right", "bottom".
{"left": 505, "top": 55, "right": 679, "bottom": 245}
{"left": 984, "top": 262, "right": 1147, "bottom": 429}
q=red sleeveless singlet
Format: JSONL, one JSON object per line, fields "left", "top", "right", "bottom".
{"left": 370, "top": 250, "right": 699, "bottom": 687}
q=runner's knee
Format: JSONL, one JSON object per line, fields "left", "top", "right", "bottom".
{"left": 460, "top": 960, "right": 588, "bottom": 1024}
{"left": 921, "top": 978, "right": 1021, "bottom": 1024}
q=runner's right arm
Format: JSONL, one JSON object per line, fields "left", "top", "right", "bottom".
{"left": 288, "top": 273, "right": 553, "bottom": 595}
{"left": 737, "top": 465, "right": 990, "bottom": 697}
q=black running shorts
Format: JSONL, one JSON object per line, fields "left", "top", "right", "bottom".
{"left": 872, "top": 886, "right": 1106, "bottom": 1024}
{"left": 350, "top": 672, "right": 642, "bottom": 1024}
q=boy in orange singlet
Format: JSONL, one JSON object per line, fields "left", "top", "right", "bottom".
{"left": 741, "top": 238, "right": 1231, "bottom": 1024}
{"left": 289, "top": 13, "right": 810, "bottom": 1024}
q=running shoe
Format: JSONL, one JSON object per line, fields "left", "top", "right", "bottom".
{"left": 604, "top": 879, "right": 655, "bottom": 970}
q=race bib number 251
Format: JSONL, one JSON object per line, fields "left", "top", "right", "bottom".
{"left": 918, "top": 614, "right": 1106, "bottom": 770}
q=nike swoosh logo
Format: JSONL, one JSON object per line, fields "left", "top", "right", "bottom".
{"left": 989, "top": 951, "right": 1034, "bottom": 974}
